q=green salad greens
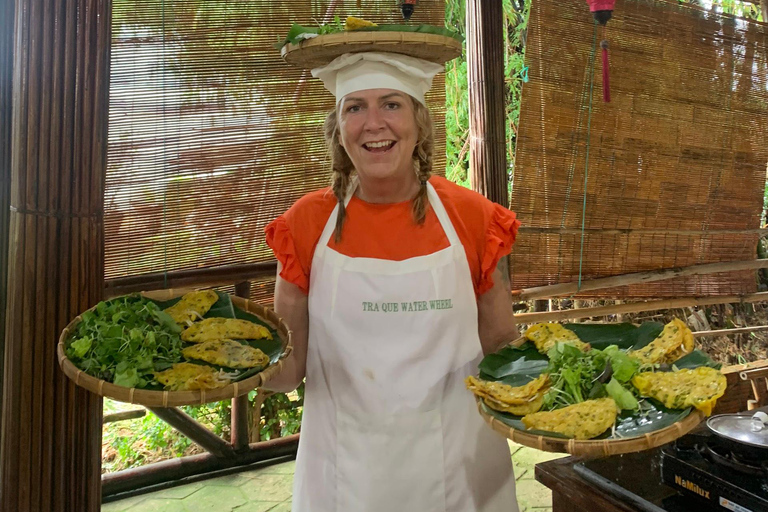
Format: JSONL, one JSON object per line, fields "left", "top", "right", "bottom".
{"left": 66, "top": 295, "right": 184, "bottom": 389}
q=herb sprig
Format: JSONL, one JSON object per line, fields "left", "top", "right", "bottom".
{"left": 66, "top": 295, "right": 184, "bottom": 389}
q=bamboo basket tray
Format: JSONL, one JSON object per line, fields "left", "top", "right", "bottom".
{"left": 281, "top": 31, "right": 462, "bottom": 68}
{"left": 57, "top": 289, "right": 292, "bottom": 407}
{"left": 476, "top": 397, "right": 706, "bottom": 457}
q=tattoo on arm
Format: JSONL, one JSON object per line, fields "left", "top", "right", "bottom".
{"left": 497, "top": 255, "right": 511, "bottom": 290}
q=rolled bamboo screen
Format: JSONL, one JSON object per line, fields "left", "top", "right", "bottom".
{"left": 510, "top": 0, "right": 768, "bottom": 298}
{"left": 1, "top": 0, "right": 109, "bottom": 510}
{"left": 105, "top": 0, "right": 448, "bottom": 303}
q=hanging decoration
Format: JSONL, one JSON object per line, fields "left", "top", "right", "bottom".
{"left": 399, "top": 0, "right": 419, "bottom": 21}
{"left": 586, "top": 0, "right": 615, "bottom": 102}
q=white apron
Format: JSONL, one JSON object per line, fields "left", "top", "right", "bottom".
{"left": 292, "top": 182, "right": 518, "bottom": 512}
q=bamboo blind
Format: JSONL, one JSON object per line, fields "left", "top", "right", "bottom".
{"left": 105, "top": 0, "right": 448, "bottom": 303}
{"left": 510, "top": 0, "right": 768, "bottom": 298}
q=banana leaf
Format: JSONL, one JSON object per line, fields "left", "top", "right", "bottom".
{"left": 149, "top": 291, "right": 284, "bottom": 384}
{"left": 276, "top": 22, "right": 463, "bottom": 49}
{"left": 477, "top": 321, "right": 719, "bottom": 440}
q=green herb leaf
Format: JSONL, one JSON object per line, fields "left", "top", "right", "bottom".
{"left": 606, "top": 377, "right": 639, "bottom": 411}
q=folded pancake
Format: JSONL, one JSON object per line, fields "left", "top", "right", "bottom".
{"left": 182, "top": 340, "right": 270, "bottom": 370}
{"left": 483, "top": 394, "right": 546, "bottom": 416}
{"left": 629, "top": 318, "right": 694, "bottom": 365}
{"left": 182, "top": 317, "right": 272, "bottom": 343}
{"left": 521, "top": 398, "right": 619, "bottom": 440}
{"left": 163, "top": 290, "right": 219, "bottom": 326}
{"left": 154, "top": 362, "right": 232, "bottom": 391}
{"left": 524, "top": 323, "right": 590, "bottom": 354}
{"left": 466, "top": 374, "right": 549, "bottom": 415}
{"left": 631, "top": 366, "right": 726, "bottom": 416}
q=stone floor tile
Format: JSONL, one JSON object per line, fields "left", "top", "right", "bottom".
{"left": 260, "top": 460, "right": 296, "bottom": 476}
{"left": 182, "top": 486, "right": 247, "bottom": 512}
{"left": 515, "top": 479, "right": 553, "bottom": 510}
{"left": 240, "top": 473, "right": 293, "bottom": 502}
{"left": 102, "top": 494, "right": 148, "bottom": 511}
{"left": 206, "top": 473, "right": 255, "bottom": 487}
{"left": 151, "top": 482, "right": 204, "bottom": 500}
{"left": 233, "top": 502, "right": 283, "bottom": 512}
{"left": 100, "top": 501, "right": 127, "bottom": 512}
{"left": 125, "top": 498, "right": 188, "bottom": 512}
{"left": 266, "top": 501, "right": 292, "bottom": 512}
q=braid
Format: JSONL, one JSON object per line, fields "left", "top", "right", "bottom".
{"left": 324, "top": 109, "right": 354, "bottom": 242}
{"left": 411, "top": 101, "right": 434, "bottom": 224}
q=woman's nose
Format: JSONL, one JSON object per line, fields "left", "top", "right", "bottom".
{"left": 363, "top": 107, "right": 385, "bottom": 130}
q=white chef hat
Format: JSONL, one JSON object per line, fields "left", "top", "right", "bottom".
{"left": 311, "top": 52, "right": 444, "bottom": 106}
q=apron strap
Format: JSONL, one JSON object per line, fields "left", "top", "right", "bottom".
{"left": 316, "top": 178, "right": 462, "bottom": 253}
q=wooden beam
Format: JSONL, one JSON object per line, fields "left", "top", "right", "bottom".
{"left": 514, "top": 292, "right": 768, "bottom": 323}
{"left": 148, "top": 407, "right": 236, "bottom": 459}
{"left": 519, "top": 227, "right": 768, "bottom": 236}
{"left": 103, "top": 409, "right": 146, "bottom": 424}
{"left": 512, "top": 259, "right": 768, "bottom": 300}
{"left": 0, "top": 1, "right": 110, "bottom": 510}
{"left": 466, "top": 0, "right": 508, "bottom": 207}
{"left": 693, "top": 325, "right": 768, "bottom": 338}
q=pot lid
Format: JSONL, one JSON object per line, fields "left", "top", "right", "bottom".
{"left": 707, "top": 411, "right": 768, "bottom": 449}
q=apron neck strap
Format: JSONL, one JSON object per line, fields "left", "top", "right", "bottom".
{"left": 317, "top": 177, "right": 461, "bottom": 248}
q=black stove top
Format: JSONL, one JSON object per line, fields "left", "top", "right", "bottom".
{"left": 574, "top": 425, "right": 768, "bottom": 512}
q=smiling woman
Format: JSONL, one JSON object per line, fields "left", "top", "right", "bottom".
{"left": 262, "top": 29, "right": 522, "bottom": 512}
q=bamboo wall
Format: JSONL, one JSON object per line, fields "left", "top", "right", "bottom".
{"left": 0, "top": 0, "right": 110, "bottom": 510}
{"left": 510, "top": 0, "right": 768, "bottom": 298}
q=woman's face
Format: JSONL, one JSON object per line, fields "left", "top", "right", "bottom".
{"left": 337, "top": 88, "right": 418, "bottom": 183}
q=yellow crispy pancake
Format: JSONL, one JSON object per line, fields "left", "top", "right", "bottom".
{"left": 629, "top": 318, "right": 694, "bottom": 365}
{"left": 154, "top": 362, "right": 231, "bottom": 391}
{"left": 524, "top": 323, "right": 590, "bottom": 354}
{"left": 182, "top": 339, "right": 270, "bottom": 370}
{"left": 631, "top": 367, "right": 726, "bottom": 416}
{"left": 483, "top": 393, "right": 545, "bottom": 416}
{"left": 522, "top": 398, "right": 619, "bottom": 440}
{"left": 182, "top": 317, "right": 272, "bottom": 343}
{"left": 163, "top": 290, "right": 219, "bottom": 326}
{"left": 465, "top": 374, "right": 550, "bottom": 406}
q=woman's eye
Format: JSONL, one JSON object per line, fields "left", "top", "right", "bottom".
{"left": 384, "top": 102, "right": 400, "bottom": 110}
{"left": 346, "top": 105, "right": 361, "bottom": 113}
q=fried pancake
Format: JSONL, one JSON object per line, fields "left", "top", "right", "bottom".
{"left": 163, "top": 290, "right": 219, "bottom": 326}
{"left": 521, "top": 398, "right": 619, "bottom": 439}
{"left": 629, "top": 318, "right": 694, "bottom": 365}
{"left": 154, "top": 362, "right": 231, "bottom": 391}
{"left": 182, "top": 339, "right": 270, "bottom": 370}
{"left": 182, "top": 317, "right": 272, "bottom": 343}
{"left": 465, "top": 374, "right": 550, "bottom": 406}
{"left": 524, "top": 323, "right": 590, "bottom": 354}
{"left": 631, "top": 366, "right": 726, "bottom": 416}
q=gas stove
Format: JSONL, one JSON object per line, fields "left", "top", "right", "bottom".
{"left": 660, "top": 427, "right": 768, "bottom": 512}
{"left": 573, "top": 425, "right": 768, "bottom": 512}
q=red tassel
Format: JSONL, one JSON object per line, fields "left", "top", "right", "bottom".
{"left": 601, "top": 40, "right": 610, "bottom": 103}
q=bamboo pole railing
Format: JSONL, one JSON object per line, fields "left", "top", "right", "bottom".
{"left": 466, "top": 0, "right": 508, "bottom": 207}
{"left": 0, "top": 1, "right": 110, "bottom": 511}
{"left": 512, "top": 259, "right": 768, "bottom": 300}
{"left": 514, "top": 292, "right": 768, "bottom": 323}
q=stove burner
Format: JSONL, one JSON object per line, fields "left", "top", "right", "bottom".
{"left": 698, "top": 441, "right": 768, "bottom": 480}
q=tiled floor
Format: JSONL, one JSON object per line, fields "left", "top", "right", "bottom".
{"left": 102, "top": 442, "right": 565, "bottom": 512}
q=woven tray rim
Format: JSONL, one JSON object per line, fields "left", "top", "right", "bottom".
{"left": 476, "top": 396, "right": 706, "bottom": 457}
{"left": 57, "top": 289, "right": 292, "bottom": 407}
{"left": 281, "top": 31, "right": 462, "bottom": 68}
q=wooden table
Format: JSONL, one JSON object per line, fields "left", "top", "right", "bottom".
{"left": 535, "top": 456, "right": 647, "bottom": 512}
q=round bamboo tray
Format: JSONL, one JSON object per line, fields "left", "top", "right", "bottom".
{"left": 476, "top": 397, "right": 706, "bottom": 457}
{"left": 57, "top": 289, "right": 292, "bottom": 407}
{"left": 281, "top": 31, "right": 462, "bottom": 68}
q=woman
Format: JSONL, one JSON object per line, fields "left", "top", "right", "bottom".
{"left": 265, "top": 50, "right": 521, "bottom": 512}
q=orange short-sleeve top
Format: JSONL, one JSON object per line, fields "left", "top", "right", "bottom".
{"left": 264, "top": 176, "right": 520, "bottom": 296}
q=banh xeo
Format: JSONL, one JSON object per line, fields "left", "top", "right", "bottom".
{"left": 65, "top": 291, "right": 274, "bottom": 391}
{"left": 275, "top": 15, "right": 463, "bottom": 49}
{"left": 465, "top": 319, "right": 727, "bottom": 440}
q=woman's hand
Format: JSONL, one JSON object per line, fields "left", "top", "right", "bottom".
{"left": 477, "top": 256, "right": 520, "bottom": 355}
{"left": 262, "top": 263, "right": 309, "bottom": 393}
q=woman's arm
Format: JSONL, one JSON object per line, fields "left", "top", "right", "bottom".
{"left": 477, "top": 255, "right": 520, "bottom": 355}
{"left": 261, "top": 262, "right": 309, "bottom": 393}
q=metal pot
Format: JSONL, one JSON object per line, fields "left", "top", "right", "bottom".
{"left": 706, "top": 410, "right": 768, "bottom": 461}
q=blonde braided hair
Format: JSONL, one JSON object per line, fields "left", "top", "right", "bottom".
{"left": 325, "top": 96, "right": 434, "bottom": 242}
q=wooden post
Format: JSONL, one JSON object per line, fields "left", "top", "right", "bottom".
{"left": 0, "top": 0, "right": 15, "bottom": 412}
{"left": 0, "top": 0, "right": 110, "bottom": 510}
{"left": 232, "top": 281, "right": 252, "bottom": 450}
{"left": 466, "top": 0, "right": 508, "bottom": 208}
